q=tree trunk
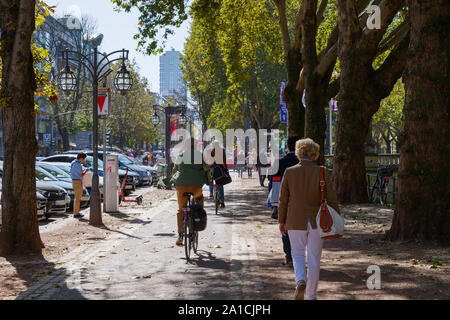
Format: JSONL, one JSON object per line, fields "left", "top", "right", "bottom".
{"left": 0, "top": 0, "right": 43, "bottom": 255}
{"left": 304, "top": 79, "right": 330, "bottom": 165}
{"left": 333, "top": 0, "right": 406, "bottom": 203}
{"left": 56, "top": 120, "right": 70, "bottom": 151}
{"left": 390, "top": 0, "right": 450, "bottom": 242}
{"left": 284, "top": 50, "right": 305, "bottom": 137}
{"left": 333, "top": 97, "right": 372, "bottom": 203}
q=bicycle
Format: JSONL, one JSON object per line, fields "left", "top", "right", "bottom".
{"left": 370, "top": 166, "right": 394, "bottom": 205}
{"left": 213, "top": 184, "right": 220, "bottom": 215}
{"left": 182, "top": 192, "right": 199, "bottom": 260}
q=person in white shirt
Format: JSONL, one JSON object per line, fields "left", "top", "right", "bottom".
{"left": 245, "top": 154, "right": 254, "bottom": 177}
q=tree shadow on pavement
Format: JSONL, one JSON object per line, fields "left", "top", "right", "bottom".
{"left": 188, "top": 250, "right": 230, "bottom": 272}
{"left": 105, "top": 212, "right": 153, "bottom": 226}
{"left": 200, "top": 179, "right": 450, "bottom": 300}
{"left": 99, "top": 225, "right": 142, "bottom": 240}
{"left": 2, "top": 253, "right": 86, "bottom": 300}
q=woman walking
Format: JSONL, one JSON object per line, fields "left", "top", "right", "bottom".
{"left": 278, "top": 138, "right": 340, "bottom": 300}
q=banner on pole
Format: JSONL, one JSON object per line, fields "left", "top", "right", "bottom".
{"left": 330, "top": 98, "right": 338, "bottom": 112}
{"left": 280, "top": 82, "right": 288, "bottom": 124}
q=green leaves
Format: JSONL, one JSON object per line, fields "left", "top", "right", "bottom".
{"left": 373, "top": 79, "right": 404, "bottom": 151}
{"left": 110, "top": 0, "right": 189, "bottom": 55}
{"left": 107, "top": 61, "right": 161, "bottom": 149}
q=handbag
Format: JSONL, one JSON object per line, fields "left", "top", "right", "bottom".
{"left": 82, "top": 170, "right": 92, "bottom": 187}
{"left": 212, "top": 164, "right": 232, "bottom": 186}
{"left": 316, "top": 166, "right": 344, "bottom": 239}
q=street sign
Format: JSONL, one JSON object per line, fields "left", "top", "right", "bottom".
{"left": 43, "top": 133, "right": 51, "bottom": 144}
{"left": 98, "top": 88, "right": 110, "bottom": 117}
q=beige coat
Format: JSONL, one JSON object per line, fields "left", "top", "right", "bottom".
{"left": 278, "top": 161, "right": 340, "bottom": 230}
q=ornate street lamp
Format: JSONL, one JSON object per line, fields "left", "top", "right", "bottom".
{"left": 114, "top": 62, "right": 133, "bottom": 95}
{"left": 178, "top": 112, "right": 187, "bottom": 126}
{"left": 57, "top": 48, "right": 132, "bottom": 226}
{"left": 57, "top": 65, "right": 76, "bottom": 95}
{"left": 151, "top": 112, "right": 160, "bottom": 126}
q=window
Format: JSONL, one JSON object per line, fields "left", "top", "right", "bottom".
{"left": 169, "top": 72, "right": 174, "bottom": 90}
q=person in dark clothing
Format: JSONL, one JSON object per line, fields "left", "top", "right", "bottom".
{"left": 207, "top": 140, "right": 227, "bottom": 207}
{"left": 268, "top": 135, "right": 301, "bottom": 266}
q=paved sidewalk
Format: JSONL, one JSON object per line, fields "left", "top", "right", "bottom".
{"left": 13, "top": 173, "right": 291, "bottom": 300}
{"left": 4, "top": 172, "right": 450, "bottom": 300}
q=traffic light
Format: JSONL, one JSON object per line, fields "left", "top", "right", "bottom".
{"left": 106, "top": 130, "right": 112, "bottom": 146}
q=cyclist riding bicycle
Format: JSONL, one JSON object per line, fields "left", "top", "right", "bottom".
{"left": 206, "top": 140, "right": 228, "bottom": 208}
{"left": 171, "top": 138, "right": 212, "bottom": 246}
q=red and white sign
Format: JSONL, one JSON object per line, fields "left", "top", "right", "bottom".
{"left": 98, "top": 88, "right": 110, "bottom": 116}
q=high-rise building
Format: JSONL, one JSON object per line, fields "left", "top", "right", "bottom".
{"left": 159, "top": 48, "right": 186, "bottom": 103}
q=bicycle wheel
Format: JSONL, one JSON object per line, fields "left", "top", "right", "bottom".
{"left": 184, "top": 217, "right": 191, "bottom": 260}
{"left": 370, "top": 179, "right": 380, "bottom": 203}
{"left": 214, "top": 191, "right": 219, "bottom": 215}
{"left": 380, "top": 179, "right": 388, "bottom": 205}
{"left": 192, "top": 231, "right": 199, "bottom": 254}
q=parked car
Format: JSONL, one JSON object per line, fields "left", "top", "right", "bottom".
{"left": 36, "top": 162, "right": 72, "bottom": 183}
{"left": 0, "top": 178, "right": 48, "bottom": 223}
{"left": 41, "top": 155, "right": 105, "bottom": 176}
{"left": 0, "top": 161, "right": 70, "bottom": 216}
{"left": 36, "top": 166, "right": 90, "bottom": 209}
{"left": 42, "top": 155, "right": 137, "bottom": 195}
{"left": 37, "top": 161, "right": 103, "bottom": 199}
{"left": 36, "top": 180, "right": 70, "bottom": 215}
{"left": 129, "top": 156, "right": 157, "bottom": 185}
{"left": 85, "top": 151, "right": 152, "bottom": 186}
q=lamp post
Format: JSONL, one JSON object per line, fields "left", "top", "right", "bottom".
{"left": 151, "top": 104, "right": 187, "bottom": 176}
{"left": 57, "top": 48, "right": 132, "bottom": 225}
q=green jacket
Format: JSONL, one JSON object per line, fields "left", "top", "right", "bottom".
{"left": 171, "top": 148, "right": 212, "bottom": 187}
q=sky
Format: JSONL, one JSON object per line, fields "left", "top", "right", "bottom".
{"left": 45, "top": 0, "right": 191, "bottom": 94}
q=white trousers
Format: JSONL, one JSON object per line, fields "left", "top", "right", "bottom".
{"left": 288, "top": 221, "right": 323, "bottom": 300}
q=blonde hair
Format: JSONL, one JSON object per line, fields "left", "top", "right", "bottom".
{"left": 295, "top": 138, "right": 320, "bottom": 161}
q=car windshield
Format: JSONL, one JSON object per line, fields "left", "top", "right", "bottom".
{"left": 118, "top": 155, "right": 134, "bottom": 165}
{"left": 38, "top": 165, "right": 70, "bottom": 179}
{"left": 130, "top": 157, "right": 142, "bottom": 165}
{"left": 36, "top": 167, "right": 58, "bottom": 181}
{"left": 85, "top": 156, "right": 104, "bottom": 168}
{"left": 55, "top": 165, "right": 71, "bottom": 175}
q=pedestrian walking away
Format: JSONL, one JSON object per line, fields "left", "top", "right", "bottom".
{"left": 246, "top": 153, "right": 255, "bottom": 177}
{"left": 70, "top": 152, "right": 90, "bottom": 219}
{"left": 278, "top": 138, "right": 341, "bottom": 300}
{"left": 268, "top": 135, "right": 301, "bottom": 267}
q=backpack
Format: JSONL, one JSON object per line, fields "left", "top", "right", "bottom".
{"left": 191, "top": 204, "right": 207, "bottom": 231}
